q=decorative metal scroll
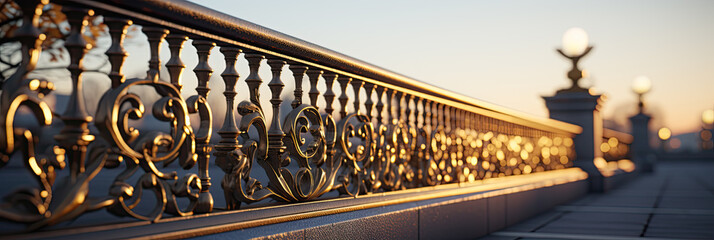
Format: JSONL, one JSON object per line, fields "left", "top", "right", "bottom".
{"left": 602, "top": 136, "right": 631, "bottom": 162}
{"left": 0, "top": 0, "right": 576, "bottom": 232}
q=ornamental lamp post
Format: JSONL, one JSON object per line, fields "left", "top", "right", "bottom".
{"left": 557, "top": 27, "right": 593, "bottom": 92}
{"left": 632, "top": 76, "right": 652, "bottom": 113}
{"left": 544, "top": 27, "right": 606, "bottom": 191}
{"left": 629, "top": 75, "right": 654, "bottom": 172}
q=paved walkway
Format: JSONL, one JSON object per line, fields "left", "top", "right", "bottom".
{"left": 483, "top": 161, "right": 714, "bottom": 239}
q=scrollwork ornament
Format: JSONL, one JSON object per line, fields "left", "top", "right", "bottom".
{"left": 335, "top": 113, "right": 374, "bottom": 196}
{"left": 0, "top": 0, "right": 113, "bottom": 230}
{"left": 95, "top": 78, "right": 198, "bottom": 221}
{"left": 219, "top": 101, "right": 272, "bottom": 209}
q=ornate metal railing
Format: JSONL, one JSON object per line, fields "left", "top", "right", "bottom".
{"left": 0, "top": 0, "right": 580, "bottom": 234}
{"left": 602, "top": 128, "right": 632, "bottom": 162}
{"left": 597, "top": 128, "right": 634, "bottom": 174}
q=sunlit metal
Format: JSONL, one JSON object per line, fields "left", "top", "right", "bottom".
{"left": 0, "top": 0, "right": 580, "bottom": 233}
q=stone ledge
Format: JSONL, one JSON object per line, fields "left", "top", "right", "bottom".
{"left": 7, "top": 169, "right": 588, "bottom": 240}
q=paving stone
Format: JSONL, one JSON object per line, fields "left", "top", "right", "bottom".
{"left": 536, "top": 225, "right": 643, "bottom": 236}
{"left": 645, "top": 228, "right": 714, "bottom": 239}
{"left": 585, "top": 196, "right": 657, "bottom": 208}
{"left": 658, "top": 197, "right": 714, "bottom": 209}
{"left": 486, "top": 162, "right": 714, "bottom": 239}
{"left": 502, "top": 211, "right": 562, "bottom": 232}
{"left": 556, "top": 212, "right": 649, "bottom": 225}
{"left": 477, "top": 235, "right": 518, "bottom": 240}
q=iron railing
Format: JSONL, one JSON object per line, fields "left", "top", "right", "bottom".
{"left": 0, "top": 0, "right": 581, "bottom": 235}
{"left": 602, "top": 128, "right": 632, "bottom": 162}
{"left": 597, "top": 128, "right": 635, "bottom": 174}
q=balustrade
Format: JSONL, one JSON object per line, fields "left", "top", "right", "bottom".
{"left": 0, "top": 0, "right": 580, "bottom": 234}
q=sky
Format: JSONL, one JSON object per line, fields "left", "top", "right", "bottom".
{"left": 182, "top": 0, "right": 714, "bottom": 135}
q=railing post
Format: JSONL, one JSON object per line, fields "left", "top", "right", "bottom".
{"left": 56, "top": 7, "right": 95, "bottom": 183}
{"left": 630, "top": 113, "right": 654, "bottom": 172}
{"left": 543, "top": 91, "right": 605, "bottom": 192}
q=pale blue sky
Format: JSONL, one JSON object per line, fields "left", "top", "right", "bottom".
{"left": 188, "top": 0, "right": 714, "bottom": 134}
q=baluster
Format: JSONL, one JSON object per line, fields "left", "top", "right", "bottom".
{"left": 363, "top": 83, "right": 375, "bottom": 120}
{"left": 215, "top": 47, "right": 241, "bottom": 180}
{"left": 414, "top": 96, "right": 421, "bottom": 128}
{"left": 405, "top": 94, "right": 414, "bottom": 128}
{"left": 424, "top": 99, "right": 432, "bottom": 132}
{"left": 165, "top": 34, "right": 188, "bottom": 91}
{"left": 191, "top": 40, "right": 215, "bottom": 213}
{"left": 323, "top": 73, "right": 337, "bottom": 116}
{"left": 470, "top": 112, "right": 475, "bottom": 131}
{"left": 437, "top": 103, "right": 444, "bottom": 130}
{"left": 445, "top": 106, "right": 451, "bottom": 132}
{"left": 452, "top": 107, "right": 458, "bottom": 132}
{"left": 463, "top": 112, "right": 468, "bottom": 132}
{"left": 456, "top": 109, "right": 462, "bottom": 130}
{"left": 351, "top": 78, "right": 363, "bottom": 114}
{"left": 475, "top": 114, "right": 481, "bottom": 132}
{"left": 244, "top": 53, "right": 265, "bottom": 108}
{"left": 289, "top": 63, "right": 308, "bottom": 109}
{"left": 457, "top": 110, "right": 462, "bottom": 132}
{"left": 337, "top": 76, "right": 351, "bottom": 118}
{"left": 429, "top": 101, "right": 435, "bottom": 130}
{"left": 267, "top": 57, "right": 287, "bottom": 165}
{"left": 55, "top": 7, "right": 95, "bottom": 183}
{"left": 375, "top": 86, "right": 385, "bottom": 125}
{"left": 386, "top": 89, "right": 395, "bottom": 124}
{"left": 104, "top": 17, "right": 132, "bottom": 88}
{"left": 395, "top": 91, "right": 404, "bottom": 124}
{"left": 306, "top": 69, "right": 322, "bottom": 108}
{"left": 11, "top": 0, "right": 45, "bottom": 76}
{"left": 142, "top": 27, "right": 168, "bottom": 81}
{"left": 193, "top": 40, "right": 215, "bottom": 97}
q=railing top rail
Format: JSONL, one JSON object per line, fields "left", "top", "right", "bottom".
{"left": 64, "top": 0, "right": 581, "bottom": 135}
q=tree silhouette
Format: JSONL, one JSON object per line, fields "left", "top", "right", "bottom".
{"left": 0, "top": 1, "right": 110, "bottom": 86}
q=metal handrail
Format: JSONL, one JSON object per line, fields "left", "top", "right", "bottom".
{"left": 63, "top": 0, "right": 581, "bottom": 135}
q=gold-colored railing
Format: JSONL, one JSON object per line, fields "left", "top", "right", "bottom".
{"left": 602, "top": 128, "right": 632, "bottom": 162}
{"left": 0, "top": 0, "right": 580, "bottom": 233}
{"left": 596, "top": 128, "right": 635, "bottom": 174}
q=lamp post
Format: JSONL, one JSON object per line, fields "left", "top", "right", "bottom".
{"left": 632, "top": 76, "right": 652, "bottom": 113}
{"left": 544, "top": 27, "right": 606, "bottom": 191}
{"left": 629, "top": 76, "right": 654, "bottom": 173}
{"left": 557, "top": 27, "right": 593, "bottom": 92}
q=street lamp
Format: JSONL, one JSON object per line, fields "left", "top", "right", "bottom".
{"left": 631, "top": 76, "right": 651, "bottom": 113}
{"left": 557, "top": 27, "right": 593, "bottom": 92}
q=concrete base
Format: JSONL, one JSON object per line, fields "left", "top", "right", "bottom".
{"left": 543, "top": 91, "right": 605, "bottom": 192}
{"left": 630, "top": 113, "right": 654, "bottom": 173}
{"left": 202, "top": 177, "right": 589, "bottom": 240}
{"left": 603, "top": 170, "right": 637, "bottom": 192}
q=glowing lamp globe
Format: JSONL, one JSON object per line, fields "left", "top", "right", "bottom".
{"left": 561, "top": 28, "right": 589, "bottom": 57}
{"left": 703, "top": 109, "right": 714, "bottom": 125}
{"left": 658, "top": 128, "right": 671, "bottom": 141}
{"left": 632, "top": 76, "right": 651, "bottom": 95}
